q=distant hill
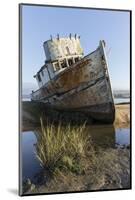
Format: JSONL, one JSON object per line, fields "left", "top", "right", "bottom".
{"left": 22, "top": 82, "right": 38, "bottom": 98}
{"left": 113, "top": 89, "right": 130, "bottom": 98}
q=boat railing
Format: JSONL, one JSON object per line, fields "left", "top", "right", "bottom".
{"left": 31, "top": 88, "right": 42, "bottom": 101}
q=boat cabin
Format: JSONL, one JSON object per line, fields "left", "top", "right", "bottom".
{"left": 34, "top": 34, "right": 84, "bottom": 88}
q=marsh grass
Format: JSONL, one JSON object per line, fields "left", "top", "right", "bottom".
{"left": 35, "top": 118, "right": 89, "bottom": 174}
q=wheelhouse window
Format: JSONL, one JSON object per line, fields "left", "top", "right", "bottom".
{"left": 61, "top": 60, "right": 67, "bottom": 68}
{"left": 54, "top": 63, "right": 60, "bottom": 71}
{"left": 68, "top": 58, "right": 73, "bottom": 66}
{"left": 37, "top": 73, "right": 41, "bottom": 82}
{"left": 75, "top": 57, "right": 79, "bottom": 63}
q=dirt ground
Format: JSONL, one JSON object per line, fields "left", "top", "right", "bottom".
{"left": 115, "top": 104, "right": 130, "bottom": 127}
{"left": 24, "top": 148, "right": 130, "bottom": 195}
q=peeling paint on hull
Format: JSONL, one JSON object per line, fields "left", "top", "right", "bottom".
{"left": 31, "top": 41, "right": 115, "bottom": 123}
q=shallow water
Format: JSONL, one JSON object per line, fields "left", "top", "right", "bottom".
{"left": 21, "top": 126, "right": 130, "bottom": 182}
{"left": 114, "top": 98, "right": 130, "bottom": 104}
{"left": 21, "top": 132, "right": 42, "bottom": 181}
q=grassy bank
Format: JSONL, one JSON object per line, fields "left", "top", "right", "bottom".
{"left": 23, "top": 119, "right": 130, "bottom": 194}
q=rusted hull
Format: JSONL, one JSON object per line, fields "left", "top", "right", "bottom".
{"left": 70, "top": 102, "right": 115, "bottom": 123}
{"left": 31, "top": 41, "right": 115, "bottom": 123}
{"left": 47, "top": 100, "right": 115, "bottom": 123}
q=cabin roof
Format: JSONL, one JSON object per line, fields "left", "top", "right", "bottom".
{"left": 43, "top": 34, "right": 80, "bottom": 45}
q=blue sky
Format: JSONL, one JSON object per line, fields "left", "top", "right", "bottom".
{"left": 22, "top": 5, "right": 130, "bottom": 90}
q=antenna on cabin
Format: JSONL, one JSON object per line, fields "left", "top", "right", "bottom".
{"left": 57, "top": 34, "right": 59, "bottom": 40}
{"left": 102, "top": 40, "right": 106, "bottom": 47}
{"left": 50, "top": 35, "right": 53, "bottom": 41}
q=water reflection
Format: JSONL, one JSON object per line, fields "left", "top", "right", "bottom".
{"left": 86, "top": 125, "right": 130, "bottom": 148}
{"left": 21, "top": 132, "right": 42, "bottom": 181}
{"left": 86, "top": 125, "right": 115, "bottom": 148}
{"left": 115, "top": 128, "right": 130, "bottom": 147}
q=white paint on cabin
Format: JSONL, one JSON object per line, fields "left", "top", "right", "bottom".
{"left": 46, "top": 63, "right": 55, "bottom": 79}
{"left": 34, "top": 35, "right": 84, "bottom": 88}
{"left": 35, "top": 66, "right": 50, "bottom": 88}
{"left": 43, "top": 36, "right": 83, "bottom": 61}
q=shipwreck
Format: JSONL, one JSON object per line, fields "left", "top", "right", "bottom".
{"left": 31, "top": 34, "right": 115, "bottom": 123}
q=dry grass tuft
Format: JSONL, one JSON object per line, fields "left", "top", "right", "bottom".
{"left": 35, "top": 118, "right": 89, "bottom": 174}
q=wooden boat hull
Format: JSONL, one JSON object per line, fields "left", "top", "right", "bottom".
{"left": 31, "top": 41, "right": 115, "bottom": 123}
